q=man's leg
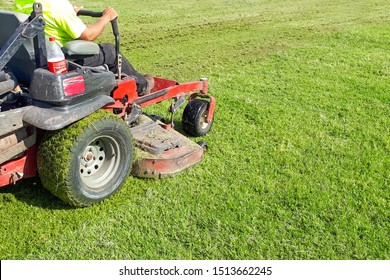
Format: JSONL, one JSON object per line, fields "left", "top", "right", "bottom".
{"left": 78, "top": 43, "right": 148, "bottom": 95}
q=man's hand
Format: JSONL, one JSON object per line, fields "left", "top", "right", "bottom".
{"left": 78, "top": 7, "right": 118, "bottom": 41}
{"left": 73, "top": 5, "right": 84, "bottom": 14}
{"left": 102, "top": 7, "right": 118, "bottom": 22}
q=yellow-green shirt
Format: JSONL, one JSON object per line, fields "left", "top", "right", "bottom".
{"left": 14, "top": 0, "right": 86, "bottom": 46}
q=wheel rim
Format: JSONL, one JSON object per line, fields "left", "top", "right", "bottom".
{"left": 79, "top": 136, "right": 121, "bottom": 189}
{"left": 199, "top": 109, "right": 209, "bottom": 130}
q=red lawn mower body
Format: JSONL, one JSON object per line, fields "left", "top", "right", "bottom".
{"left": 0, "top": 4, "right": 215, "bottom": 206}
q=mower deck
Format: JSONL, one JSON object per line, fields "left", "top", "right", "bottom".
{"left": 130, "top": 115, "right": 205, "bottom": 178}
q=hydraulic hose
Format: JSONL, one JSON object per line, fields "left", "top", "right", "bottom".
{"left": 0, "top": 72, "right": 18, "bottom": 96}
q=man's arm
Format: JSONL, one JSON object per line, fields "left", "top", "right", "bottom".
{"left": 78, "top": 7, "right": 118, "bottom": 41}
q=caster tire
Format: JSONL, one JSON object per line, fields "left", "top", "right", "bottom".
{"left": 182, "top": 99, "right": 213, "bottom": 136}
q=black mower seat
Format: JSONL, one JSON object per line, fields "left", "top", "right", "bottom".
{"left": 0, "top": 11, "right": 35, "bottom": 84}
{"left": 0, "top": 10, "right": 100, "bottom": 84}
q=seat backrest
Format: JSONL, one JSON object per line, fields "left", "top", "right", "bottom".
{"left": 0, "top": 10, "right": 36, "bottom": 84}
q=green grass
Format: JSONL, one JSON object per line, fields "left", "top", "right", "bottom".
{"left": 0, "top": 0, "right": 389, "bottom": 259}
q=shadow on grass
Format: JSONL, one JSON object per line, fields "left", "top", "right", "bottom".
{"left": 0, "top": 178, "right": 73, "bottom": 210}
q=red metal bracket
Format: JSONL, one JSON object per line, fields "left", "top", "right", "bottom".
{"left": 0, "top": 145, "right": 37, "bottom": 187}
{"left": 189, "top": 92, "right": 216, "bottom": 123}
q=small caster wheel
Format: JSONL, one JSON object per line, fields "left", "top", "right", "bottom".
{"left": 182, "top": 99, "right": 214, "bottom": 136}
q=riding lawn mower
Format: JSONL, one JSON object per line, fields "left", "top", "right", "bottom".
{"left": 0, "top": 3, "right": 215, "bottom": 207}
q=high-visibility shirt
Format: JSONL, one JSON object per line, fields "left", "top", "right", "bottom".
{"left": 14, "top": 0, "right": 86, "bottom": 46}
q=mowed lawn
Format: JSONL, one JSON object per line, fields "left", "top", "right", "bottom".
{"left": 0, "top": 0, "right": 389, "bottom": 259}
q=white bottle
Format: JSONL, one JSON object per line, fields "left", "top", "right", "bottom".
{"left": 47, "top": 37, "right": 67, "bottom": 74}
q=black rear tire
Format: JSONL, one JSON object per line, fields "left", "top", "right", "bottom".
{"left": 37, "top": 110, "right": 133, "bottom": 207}
{"left": 182, "top": 99, "right": 214, "bottom": 136}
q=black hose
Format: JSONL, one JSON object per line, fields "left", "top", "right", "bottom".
{"left": 0, "top": 72, "right": 17, "bottom": 96}
{"left": 0, "top": 71, "right": 5, "bottom": 82}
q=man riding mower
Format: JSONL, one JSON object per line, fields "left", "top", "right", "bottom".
{"left": 0, "top": 3, "right": 215, "bottom": 207}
